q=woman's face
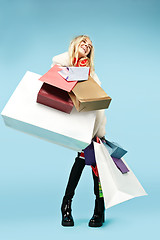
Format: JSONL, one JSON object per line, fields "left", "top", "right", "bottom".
{"left": 78, "top": 38, "right": 92, "bottom": 58}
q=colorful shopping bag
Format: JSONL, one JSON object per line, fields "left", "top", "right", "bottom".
{"left": 111, "top": 157, "right": 129, "bottom": 174}
{"left": 94, "top": 140, "right": 147, "bottom": 209}
{"left": 1, "top": 71, "right": 96, "bottom": 151}
{"left": 104, "top": 140, "right": 127, "bottom": 159}
{"left": 83, "top": 142, "right": 96, "bottom": 166}
{"left": 37, "top": 82, "right": 74, "bottom": 114}
{"left": 84, "top": 140, "right": 128, "bottom": 173}
{"left": 68, "top": 76, "right": 112, "bottom": 112}
{"left": 58, "top": 67, "right": 89, "bottom": 81}
{"left": 39, "top": 65, "right": 77, "bottom": 92}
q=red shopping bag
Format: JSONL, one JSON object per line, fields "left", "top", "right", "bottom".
{"left": 37, "top": 82, "right": 74, "bottom": 114}
{"left": 39, "top": 65, "right": 77, "bottom": 92}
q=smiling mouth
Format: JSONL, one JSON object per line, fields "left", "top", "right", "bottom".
{"left": 81, "top": 46, "right": 87, "bottom": 53}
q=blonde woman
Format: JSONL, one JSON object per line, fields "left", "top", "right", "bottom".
{"left": 52, "top": 35, "right": 107, "bottom": 227}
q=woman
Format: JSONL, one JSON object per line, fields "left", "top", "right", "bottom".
{"left": 52, "top": 35, "right": 107, "bottom": 227}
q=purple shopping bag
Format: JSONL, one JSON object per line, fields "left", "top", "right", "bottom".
{"left": 83, "top": 142, "right": 96, "bottom": 166}
{"left": 111, "top": 157, "right": 129, "bottom": 174}
{"left": 84, "top": 140, "right": 129, "bottom": 173}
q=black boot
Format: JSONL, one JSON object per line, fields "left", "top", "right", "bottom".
{"left": 89, "top": 198, "right": 105, "bottom": 227}
{"left": 61, "top": 199, "right": 74, "bottom": 227}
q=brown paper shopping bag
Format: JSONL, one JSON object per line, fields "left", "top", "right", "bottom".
{"left": 68, "top": 76, "right": 112, "bottom": 112}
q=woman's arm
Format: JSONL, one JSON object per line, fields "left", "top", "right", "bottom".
{"left": 91, "top": 72, "right": 106, "bottom": 138}
{"left": 92, "top": 109, "right": 107, "bottom": 138}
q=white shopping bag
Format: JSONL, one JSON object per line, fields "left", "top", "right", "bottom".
{"left": 93, "top": 140, "right": 147, "bottom": 209}
{"left": 59, "top": 67, "right": 89, "bottom": 81}
{"left": 1, "top": 71, "right": 96, "bottom": 151}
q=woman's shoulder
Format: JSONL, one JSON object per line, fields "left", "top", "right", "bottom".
{"left": 51, "top": 52, "right": 69, "bottom": 67}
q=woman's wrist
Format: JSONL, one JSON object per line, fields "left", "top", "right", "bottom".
{"left": 101, "top": 136, "right": 107, "bottom": 143}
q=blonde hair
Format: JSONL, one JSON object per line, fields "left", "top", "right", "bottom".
{"left": 68, "top": 35, "right": 95, "bottom": 74}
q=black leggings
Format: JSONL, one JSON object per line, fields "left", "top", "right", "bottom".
{"left": 63, "top": 155, "right": 100, "bottom": 201}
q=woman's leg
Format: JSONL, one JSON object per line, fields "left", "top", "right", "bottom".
{"left": 61, "top": 155, "right": 85, "bottom": 226}
{"left": 89, "top": 169, "right": 105, "bottom": 227}
{"left": 63, "top": 155, "right": 85, "bottom": 200}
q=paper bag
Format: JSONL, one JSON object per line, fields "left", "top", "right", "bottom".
{"left": 83, "top": 142, "right": 96, "bottom": 166}
{"left": 84, "top": 140, "right": 129, "bottom": 173}
{"left": 94, "top": 140, "right": 147, "bottom": 209}
{"left": 111, "top": 157, "right": 129, "bottom": 174}
{"left": 39, "top": 65, "right": 77, "bottom": 92}
{"left": 68, "top": 76, "right": 112, "bottom": 112}
{"left": 104, "top": 140, "right": 127, "bottom": 159}
{"left": 37, "top": 82, "right": 74, "bottom": 114}
{"left": 1, "top": 71, "right": 96, "bottom": 151}
{"left": 59, "top": 67, "right": 89, "bottom": 81}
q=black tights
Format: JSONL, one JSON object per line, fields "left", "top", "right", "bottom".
{"left": 63, "top": 156, "right": 100, "bottom": 201}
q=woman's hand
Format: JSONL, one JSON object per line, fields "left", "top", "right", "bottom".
{"left": 101, "top": 136, "right": 107, "bottom": 143}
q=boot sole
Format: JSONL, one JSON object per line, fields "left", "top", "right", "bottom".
{"left": 62, "top": 221, "right": 74, "bottom": 227}
{"left": 88, "top": 213, "right": 105, "bottom": 227}
{"left": 89, "top": 222, "right": 103, "bottom": 227}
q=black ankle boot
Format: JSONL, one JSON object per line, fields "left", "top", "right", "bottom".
{"left": 89, "top": 198, "right": 105, "bottom": 227}
{"left": 61, "top": 199, "right": 74, "bottom": 227}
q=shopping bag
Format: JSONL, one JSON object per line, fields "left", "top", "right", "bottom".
{"left": 37, "top": 82, "right": 74, "bottom": 114}
{"left": 58, "top": 67, "right": 89, "bottom": 81}
{"left": 84, "top": 140, "right": 128, "bottom": 172}
{"left": 83, "top": 142, "right": 96, "bottom": 166}
{"left": 1, "top": 71, "right": 96, "bottom": 151}
{"left": 39, "top": 65, "right": 77, "bottom": 92}
{"left": 104, "top": 140, "right": 127, "bottom": 159}
{"left": 111, "top": 157, "right": 129, "bottom": 174}
{"left": 93, "top": 140, "right": 147, "bottom": 209}
{"left": 68, "top": 76, "right": 112, "bottom": 112}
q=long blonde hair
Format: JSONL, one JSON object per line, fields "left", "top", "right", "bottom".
{"left": 68, "top": 35, "right": 95, "bottom": 75}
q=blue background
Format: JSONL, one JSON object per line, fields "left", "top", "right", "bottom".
{"left": 0, "top": 0, "right": 160, "bottom": 239}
